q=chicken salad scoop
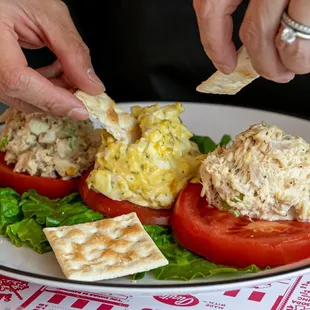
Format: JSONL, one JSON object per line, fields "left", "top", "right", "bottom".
{"left": 200, "top": 122, "right": 310, "bottom": 222}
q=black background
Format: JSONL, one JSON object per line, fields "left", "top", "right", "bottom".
{"left": 2, "top": 0, "right": 310, "bottom": 119}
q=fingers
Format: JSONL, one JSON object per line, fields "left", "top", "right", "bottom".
{"left": 14, "top": 21, "right": 45, "bottom": 49}
{"left": 0, "top": 93, "right": 44, "bottom": 114}
{"left": 0, "top": 25, "right": 88, "bottom": 120}
{"left": 36, "top": 60, "right": 63, "bottom": 79}
{"left": 40, "top": 1, "right": 105, "bottom": 95}
{"left": 36, "top": 60, "right": 74, "bottom": 89}
{"left": 239, "top": 0, "right": 295, "bottom": 82}
{"left": 49, "top": 75, "right": 74, "bottom": 89}
{"left": 18, "top": 41, "right": 45, "bottom": 49}
{"left": 193, "top": 0, "right": 242, "bottom": 74}
{"left": 275, "top": 0, "right": 310, "bottom": 74}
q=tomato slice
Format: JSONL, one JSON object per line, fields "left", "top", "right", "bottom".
{"left": 172, "top": 182, "right": 310, "bottom": 269}
{"left": 78, "top": 171, "right": 171, "bottom": 226}
{"left": 0, "top": 152, "right": 79, "bottom": 199}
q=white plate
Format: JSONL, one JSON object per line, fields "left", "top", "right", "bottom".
{"left": 1, "top": 102, "right": 310, "bottom": 296}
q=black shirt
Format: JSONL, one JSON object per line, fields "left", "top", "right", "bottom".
{"left": 22, "top": 0, "right": 310, "bottom": 119}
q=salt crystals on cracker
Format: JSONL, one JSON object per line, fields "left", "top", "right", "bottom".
{"left": 43, "top": 212, "right": 168, "bottom": 281}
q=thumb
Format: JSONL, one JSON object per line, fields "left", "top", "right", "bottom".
{"left": 42, "top": 3, "right": 105, "bottom": 95}
{"left": 193, "top": 0, "right": 242, "bottom": 74}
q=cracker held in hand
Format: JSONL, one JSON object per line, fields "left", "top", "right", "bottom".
{"left": 75, "top": 90, "right": 140, "bottom": 144}
{"left": 196, "top": 46, "right": 259, "bottom": 95}
{"left": 43, "top": 213, "right": 168, "bottom": 281}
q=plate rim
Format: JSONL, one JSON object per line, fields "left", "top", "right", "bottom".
{"left": 1, "top": 261, "right": 310, "bottom": 292}
{"left": 1, "top": 101, "right": 310, "bottom": 291}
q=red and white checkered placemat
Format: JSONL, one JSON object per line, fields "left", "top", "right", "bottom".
{"left": 1, "top": 273, "right": 309, "bottom": 310}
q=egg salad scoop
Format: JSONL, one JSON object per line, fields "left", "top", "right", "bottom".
{"left": 200, "top": 122, "right": 310, "bottom": 222}
{"left": 87, "top": 102, "right": 206, "bottom": 209}
{"left": 75, "top": 90, "right": 140, "bottom": 144}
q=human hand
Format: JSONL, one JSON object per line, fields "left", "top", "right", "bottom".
{"left": 193, "top": 0, "right": 310, "bottom": 83}
{"left": 193, "top": 0, "right": 243, "bottom": 75}
{"left": 0, "top": 0, "right": 105, "bottom": 119}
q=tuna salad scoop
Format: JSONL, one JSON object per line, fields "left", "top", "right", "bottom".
{"left": 200, "top": 122, "right": 310, "bottom": 222}
{"left": 0, "top": 108, "right": 101, "bottom": 180}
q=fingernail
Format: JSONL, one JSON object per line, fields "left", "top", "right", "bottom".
{"left": 67, "top": 108, "right": 89, "bottom": 119}
{"left": 277, "top": 73, "right": 295, "bottom": 83}
{"left": 215, "top": 63, "right": 233, "bottom": 75}
{"left": 87, "top": 68, "right": 105, "bottom": 89}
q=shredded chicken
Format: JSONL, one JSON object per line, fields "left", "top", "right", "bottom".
{"left": 200, "top": 122, "right": 310, "bottom": 222}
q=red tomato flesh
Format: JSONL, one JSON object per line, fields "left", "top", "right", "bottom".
{"left": 0, "top": 152, "right": 79, "bottom": 199}
{"left": 172, "top": 182, "right": 310, "bottom": 269}
{"left": 78, "top": 171, "right": 171, "bottom": 226}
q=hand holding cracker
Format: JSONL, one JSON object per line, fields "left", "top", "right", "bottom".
{"left": 75, "top": 91, "right": 140, "bottom": 144}
{"left": 196, "top": 46, "right": 259, "bottom": 95}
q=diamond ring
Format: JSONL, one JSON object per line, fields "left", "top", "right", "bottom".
{"left": 281, "top": 11, "right": 310, "bottom": 44}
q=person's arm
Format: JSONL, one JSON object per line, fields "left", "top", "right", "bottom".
{"left": 193, "top": 0, "right": 310, "bottom": 83}
{"left": 0, "top": 0, "right": 105, "bottom": 119}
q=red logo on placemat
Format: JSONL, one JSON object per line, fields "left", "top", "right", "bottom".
{"left": 223, "top": 289, "right": 266, "bottom": 302}
{"left": 153, "top": 295, "right": 199, "bottom": 307}
{"left": 0, "top": 293, "right": 12, "bottom": 302}
{"left": 33, "top": 304, "right": 48, "bottom": 310}
{"left": 0, "top": 275, "right": 29, "bottom": 300}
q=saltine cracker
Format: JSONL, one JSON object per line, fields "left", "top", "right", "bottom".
{"left": 43, "top": 212, "right": 168, "bottom": 281}
{"left": 196, "top": 46, "right": 259, "bottom": 95}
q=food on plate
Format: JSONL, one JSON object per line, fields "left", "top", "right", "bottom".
{"left": 0, "top": 186, "right": 259, "bottom": 281}
{"left": 0, "top": 187, "right": 103, "bottom": 254}
{"left": 43, "top": 212, "right": 169, "bottom": 281}
{"left": 78, "top": 127, "right": 230, "bottom": 226}
{"left": 0, "top": 152, "right": 79, "bottom": 199}
{"left": 196, "top": 46, "right": 259, "bottom": 95}
{"left": 75, "top": 90, "right": 140, "bottom": 143}
{"left": 172, "top": 182, "right": 310, "bottom": 269}
{"left": 0, "top": 107, "right": 100, "bottom": 179}
{"left": 172, "top": 122, "right": 310, "bottom": 269}
{"left": 200, "top": 122, "right": 310, "bottom": 221}
{"left": 79, "top": 171, "right": 172, "bottom": 226}
{"left": 5, "top": 97, "right": 310, "bottom": 281}
{"left": 0, "top": 108, "right": 100, "bottom": 198}
{"left": 85, "top": 102, "right": 206, "bottom": 211}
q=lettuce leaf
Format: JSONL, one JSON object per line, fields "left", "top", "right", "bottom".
{"left": 191, "top": 134, "right": 231, "bottom": 154}
{"left": 190, "top": 135, "right": 217, "bottom": 154}
{"left": 140, "top": 225, "right": 261, "bottom": 281}
{"left": 219, "top": 134, "right": 232, "bottom": 147}
{"left": 20, "top": 190, "right": 104, "bottom": 227}
{"left": 6, "top": 218, "right": 51, "bottom": 254}
{"left": 0, "top": 134, "right": 8, "bottom": 152}
{"left": 0, "top": 189, "right": 104, "bottom": 254}
{"left": 0, "top": 188, "right": 23, "bottom": 235}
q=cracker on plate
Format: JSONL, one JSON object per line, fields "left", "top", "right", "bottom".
{"left": 74, "top": 90, "right": 140, "bottom": 144}
{"left": 43, "top": 212, "right": 168, "bottom": 281}
{"left": 196, "top": 46, "right": 259, "bottom": 95}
